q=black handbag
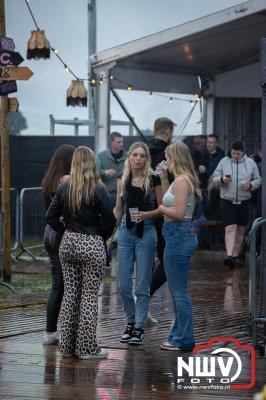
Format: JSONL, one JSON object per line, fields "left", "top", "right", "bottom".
{"left": 44, "top": 224, "right": 64, "bottom": 255}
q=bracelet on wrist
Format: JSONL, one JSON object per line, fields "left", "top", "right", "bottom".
{"left": 161, "top": 178, "right": 168, "bottom": 184}
{"left": 105, "top": 170, "right": 108, "bottom": 176}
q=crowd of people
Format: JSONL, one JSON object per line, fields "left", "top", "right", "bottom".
{"left": 42, "top": 120, "right": 261, "bottom": 359}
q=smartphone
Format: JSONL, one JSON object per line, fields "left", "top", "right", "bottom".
{"left": 225, "top": 174, "right": 231, "bottom": 178}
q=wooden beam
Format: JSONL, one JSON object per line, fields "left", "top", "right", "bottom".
{"left": 0, "top": 0, "right": 11, "bottom": 282}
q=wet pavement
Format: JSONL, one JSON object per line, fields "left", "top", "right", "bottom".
{"left": 0, "top": 250, "right": 265, "bottom": 399}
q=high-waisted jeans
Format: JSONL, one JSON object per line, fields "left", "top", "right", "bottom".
{"left": 163, "top": 220, "right": 198, "bottom": 349}
{"left": 117, "top": 219, "right": 157, "bottom": 329}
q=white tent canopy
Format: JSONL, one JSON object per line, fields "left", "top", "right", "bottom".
{"left": 91, "top": 0, "right": 266, "bottom": 151}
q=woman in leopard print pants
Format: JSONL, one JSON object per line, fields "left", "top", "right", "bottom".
{"left": 46, "top": 146, "right": 115, "bottom": 359}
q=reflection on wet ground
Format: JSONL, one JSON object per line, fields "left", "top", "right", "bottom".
{"left": 0, "top": 251, "right": 265, "bottom": 399}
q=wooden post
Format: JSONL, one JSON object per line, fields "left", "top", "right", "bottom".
{"left": 0, "top": 0, "right": 11, "bottom": 282}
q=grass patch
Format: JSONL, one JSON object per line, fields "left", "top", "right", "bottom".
{"left": 0, "top": 273, "right": 51, "bottom": 299}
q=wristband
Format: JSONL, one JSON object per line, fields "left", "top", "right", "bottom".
{"left": 105, "top": 170, "right": 108, "bottom": 176}
{"left": 161, "top": 178, "right": 168, "bottom": 184}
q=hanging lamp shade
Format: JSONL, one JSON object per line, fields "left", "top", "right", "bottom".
{"left": 27, "top": 30, "right": 50, "bottom": 60}
{"left": 66, "top": 80, "right": 87, "bottom": 107}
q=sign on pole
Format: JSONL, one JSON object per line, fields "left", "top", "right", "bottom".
{"left": 0, "top": 36, "right": 15, "bottom": 51}
{"left": 0, "top": 50, "right": 24, "bottom": 66}
{"left": 0, "top": 80, "right": 17, "bottom": 96}
{"left": 0, "top": 66, "right": 33, "bottom": 80}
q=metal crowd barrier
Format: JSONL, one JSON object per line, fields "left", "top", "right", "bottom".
{"left": 16, "top": 187, "right": 46, "bottom": 260}
{"left": 0, "top": 188, "right": 20, "bottom": 254}
{"left": 248, "top": 217, "right": 266, "bottom": 351}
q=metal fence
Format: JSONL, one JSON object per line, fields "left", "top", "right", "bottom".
{"left": 248, "top": 217, "right": 266, "bottom": 352}
{"left": 0, "top": 187, "right": 46, "bottom": 260}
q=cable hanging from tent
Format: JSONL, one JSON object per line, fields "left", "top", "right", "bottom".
{"left": 23, "top": 0, "right": 202, "bottom": 111}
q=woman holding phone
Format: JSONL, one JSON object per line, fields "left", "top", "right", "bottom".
{"left": 114, "top": 142, "right": 161, "bottom": 345}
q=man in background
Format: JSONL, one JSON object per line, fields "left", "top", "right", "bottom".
{"left": 149, "top": 117, "right": 175, "bottom": 320}
{"left": 192, "top": 135, "right": 206, "bottom": 173}
{"left": 199, "top": 134, "right": 224, "bottom": 193}
{"left": 97, "top": 132, "right": 127, "bottom": 207}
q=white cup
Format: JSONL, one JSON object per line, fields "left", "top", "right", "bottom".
{"left": 129, "top": 207, "right": 138, "bottom": 222}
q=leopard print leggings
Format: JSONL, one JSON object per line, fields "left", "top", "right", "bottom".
{"left": 59, "top": 230, "right": 106, "bottom": 357}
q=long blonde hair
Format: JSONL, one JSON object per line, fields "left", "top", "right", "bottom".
{"left": 121, "top": 142, "right": 152, "bottom": 195}
{"left": 165, "top": 142, "right": 202, "bottom": 201}
{"left": 68, "top": 146, "right": 99, "bottom": 212}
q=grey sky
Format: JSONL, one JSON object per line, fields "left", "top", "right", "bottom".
{"left": 6, "top": 0, "right": 242, "bottom": 136}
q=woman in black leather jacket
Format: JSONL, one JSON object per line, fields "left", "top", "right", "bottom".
{"left": 46, "top": 146, "right": 115, "bottom": 359}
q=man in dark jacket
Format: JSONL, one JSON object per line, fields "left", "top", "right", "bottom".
{"left": 149, "top": 117, "right": 175, "bottom": 318}
{"left": 199, "top": 134, "right": 224, "bottom": 190}
{"left": 197, "top": 134, "right": 225, "bottom": 248}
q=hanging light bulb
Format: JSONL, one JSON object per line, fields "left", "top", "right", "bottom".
{"left": 64, "top": 65, "right": 69, "bottom": 72}
{"left": 148, "top": 91, "right": 153, "bottom": 98}
{"left": 66, "top": 80, "right": 88, "bottom": 107}
{"left": 99, "top": 77, "right": 104, "bottom": 85}
{"left": 127, "top": 84, "right": 132, "bottom": 91}
{"left": 27, "top": 29, "right": 50, "bottom": 60}
{"left": 109, "top": 74, "right": 114, "bottom": 80}
{"left": 190, "top": 100, "right": 195, "bottom": 106}
{"left": 169, "top": 97, "right": 173, "bottom": 103}
{"left": 90, "top": 78, "right": 96, "bottom": 85}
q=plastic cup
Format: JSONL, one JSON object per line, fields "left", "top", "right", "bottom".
{"left": 129, "top": 207, "right": 138, "bottom": 222}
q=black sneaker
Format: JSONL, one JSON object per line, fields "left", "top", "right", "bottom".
{"left": 129, "top": 328, "right": 144, "bottom": 345}
{"left": 224, "top": 256, "right": 235, "bottom": 270}
{"left": 120, "top": 323, "right": 134, "bottom": 343}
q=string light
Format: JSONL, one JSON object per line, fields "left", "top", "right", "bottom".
{"left": 24, "top": 0, "right": 201, "bottom": 110}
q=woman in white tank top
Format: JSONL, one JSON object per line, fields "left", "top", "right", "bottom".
{"left": 157, "top": 142, "right": 201, "bottom": 351}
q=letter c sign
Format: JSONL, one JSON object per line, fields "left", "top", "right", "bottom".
{"left": 0, "top": 52, "right": 11, "bottom": 65}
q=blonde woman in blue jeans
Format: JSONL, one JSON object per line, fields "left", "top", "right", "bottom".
{"left": 157, "top": 142, "right": 201, "bottom": 351}
{"left": 114, "top": 142, "right": 162, "bottom": 345}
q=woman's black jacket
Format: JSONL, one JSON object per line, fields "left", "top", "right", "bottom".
{"left": 46, "top": 182, "right": 116, "bottom": 240}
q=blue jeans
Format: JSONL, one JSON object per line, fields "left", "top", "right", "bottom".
{"left": 163, "top": 221, "right": 198, "bottom": 349}
{"left": 117, "top": 218, "right": 157, "bottom": 329}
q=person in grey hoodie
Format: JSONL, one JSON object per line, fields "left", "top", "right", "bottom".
{"left": 212, "top": 141, "right": 261, "bottom": 268}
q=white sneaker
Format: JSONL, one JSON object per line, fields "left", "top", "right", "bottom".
{"left": 146, "top": 312, "right": 158, "bottom": 326}
{"left": 79, "top": 348, "right": 108, "bottom": 360}
{"left": 42, "top": 331, "right": 60, "bottom": 345}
